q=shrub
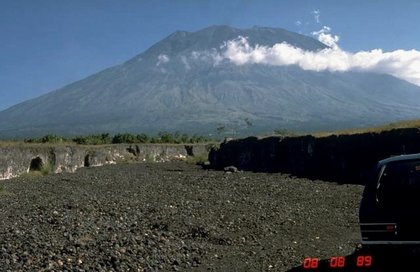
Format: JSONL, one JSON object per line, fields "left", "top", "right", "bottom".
{"left": 23, "top": 132, "right": 214, "bottom": 145}
{"left": 40, "top": 163, "right": 54, "bottom": 175}
{"left": 136, "top": 133, "right": 149, "bottom": 143}
{"left": 112, "top": 133, "right": 137, "bottom": 144}
{"left": 73, "top": 133, "right": 112, "bottom": 145}
{"left": 158, "top": 132, "right": 175, "bottom": 143}
{"left": 41, "top": 134, "right": 66, "bottom": 143}
{"left": 25, "top": 134, "right": 67, "bottom": 143}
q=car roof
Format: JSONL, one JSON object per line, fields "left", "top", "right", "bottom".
{"left": 378, "top": 153, "right": 420, "bottom": 167}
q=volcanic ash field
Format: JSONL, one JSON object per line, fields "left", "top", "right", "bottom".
{"left": 0, "top": 162, "right": 363, "bottom": 271}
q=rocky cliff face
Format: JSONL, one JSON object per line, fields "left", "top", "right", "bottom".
{"left": 209, "top": 128, "right": 420, "bottom": 184}
{"left": 0, "top": 144, "right": 210, "bottom": 180}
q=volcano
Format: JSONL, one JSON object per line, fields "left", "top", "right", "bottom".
{"left": 1, "top": 25, "right": 420, "bottom": 138}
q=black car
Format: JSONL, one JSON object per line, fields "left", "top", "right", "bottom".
{"left": 360, "top": 153, "right": 420, "bottom": 246}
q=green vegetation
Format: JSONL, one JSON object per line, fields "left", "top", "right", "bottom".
{"left": 24, "top": 162, "right": 54, "bottom": 177}
{"left": 23, "top": 132, "right": 214, "bottom": 145}
{"left": 184, "top": 154, "right": 209, "bottom": 165}
{"left": 312, "top": 119, "right": 420, "bottom": 138}
{"left": 40, "top": 163, "right": 54, "bottom": 175}
{"left": 0, "top": 140, "right": 23, "bottom": 147}
{"left": 22, "top": 134, "right": 66, "bottom": 144}
{"left": 270, "top": 119, "right": 420, "bottom": 138}
{"left": 112, "top": 133, "right": 146, "bottom": 144}
{"left": 0, "top": 184, "right": 11, "bottom": 195}
{"left": 13, "top": 118, "right": 420, "bottom": 146}
{"left": 22, "top": 171, "right": 43, "bottom": 178}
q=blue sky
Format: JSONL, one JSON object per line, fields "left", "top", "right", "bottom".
{"left": 1, "top": 0, "right": 420, "bottom": 110}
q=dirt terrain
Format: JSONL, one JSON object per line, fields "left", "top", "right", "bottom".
{"left": 0, "top": 162, "right": 364, "bottom": 271}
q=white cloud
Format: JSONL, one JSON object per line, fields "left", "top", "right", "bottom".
{"left": 156, "top": 54, "right": 170, "bottom": 66}
{"left": 312, "top": 26, "right": 340, "bottom": 50}
{"left": 295, "top": 20, "right": 302, "bottom": 26}
{"left": 191, "top": 49, "right": 223, "bottom": 65}
{"left": 312, "top": 9, "right": 321, "bottom": 23}
{"left": 217, "top": 34, "right": 420, "bottom": 86}
{"left": 181, "top": 56, "right": 191, "bottom": 70}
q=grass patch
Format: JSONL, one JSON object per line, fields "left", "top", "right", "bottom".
{"left": 0, "top": 140, "right": 25, "bottom": 147}
{"left": 40, "top": 163, "right": 54, "bottom": 175}
{"left": 184, "top": 154, "right": 209, "bottom": 165}
{"left": 114, "top": 155, "right": 139, "bottom": 164}
{"left": 22, "top": 171, "right": 44, "bottom": 178}
{"left": 311, "top": 119, "right": 420, "bottom": 138}
{"left": 0, "top": 184, "right": 12, "bottom": 196}
{"left": 23, "top": 162, "right": 54, "bottom": 178}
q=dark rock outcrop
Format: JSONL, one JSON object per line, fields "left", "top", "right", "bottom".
{"left": 209, "top": 128, "right": 420, "bottom": 184}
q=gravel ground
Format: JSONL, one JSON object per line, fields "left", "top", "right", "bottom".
{"left": 0, "top": 162, "right": 364, "bottom": 271}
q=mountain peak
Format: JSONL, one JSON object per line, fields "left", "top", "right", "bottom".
{"left": 168, "top": 30, "right": 190, "bottom": 38}
{"left": 141, "top": 25, "right": 327, "bottom": 59}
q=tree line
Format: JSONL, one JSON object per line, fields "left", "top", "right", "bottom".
{"left": 24, "top": 132, "right": 213, "bottom": 145}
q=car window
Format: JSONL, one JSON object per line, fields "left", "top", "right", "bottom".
{"left": 377, "top": 160, "right": 420, "bottom": 207}
{"left": 380, "top": 161, "right": 420, "bottom": 186}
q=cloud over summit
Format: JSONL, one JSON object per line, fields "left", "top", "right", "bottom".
{"left": 216, "top": 27, "right": 420, "bottom": 86}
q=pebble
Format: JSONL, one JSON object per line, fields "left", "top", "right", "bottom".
{"left": 0, "top": 162, "right": 363, "bottom": 271}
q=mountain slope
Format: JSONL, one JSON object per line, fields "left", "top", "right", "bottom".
{"left": 1, "top": 25, "right": 420, "bottom": 138}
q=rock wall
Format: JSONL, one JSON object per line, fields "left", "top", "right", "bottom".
{"left": 209, "top": 128, "right": 420, "bottom": 184}
{"left": 0, "top": 144, "right": 211, "bottom": 180}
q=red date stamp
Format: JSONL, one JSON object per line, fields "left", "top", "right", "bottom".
{"left": 303, "top": 255, "right": 372, "bottom": 270}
